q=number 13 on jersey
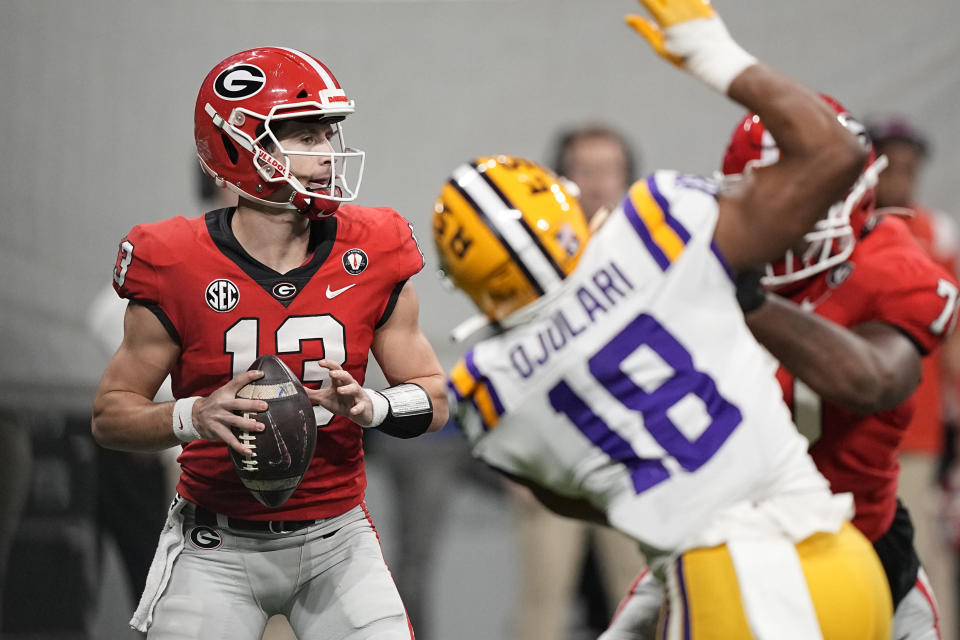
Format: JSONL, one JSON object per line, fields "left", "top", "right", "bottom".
{"left": 225, "top": 315, "right": 346, "bottom": 426}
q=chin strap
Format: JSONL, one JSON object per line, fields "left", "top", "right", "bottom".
{"left": 450, "top": 314, "right": 500, "bottom": 343}
{"left": 290, "top": 187, "right": 342, "bottom": 220}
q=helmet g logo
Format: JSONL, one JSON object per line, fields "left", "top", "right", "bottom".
{"left": 214, "top": 64, "right": 266, "bottom": 100}
{"left": 827, "top": 261, "right": 854, "bottom": 288}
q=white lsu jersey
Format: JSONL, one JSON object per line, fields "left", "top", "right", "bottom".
{"left": 449, "top": 171, "right": 852, "bottom": 565}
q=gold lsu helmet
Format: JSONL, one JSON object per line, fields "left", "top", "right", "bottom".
{"left": 433, "top": 155, "right": 590, "bottom": 323}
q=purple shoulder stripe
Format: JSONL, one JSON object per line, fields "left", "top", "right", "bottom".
{"left": 623, "top": 195, "right": 672, "bottom": 271}
{"left": 647, "top": 174, "right": 691, "bottom": 243}
{"left": 465, "top": 350, "right": 505, "bottom": 417}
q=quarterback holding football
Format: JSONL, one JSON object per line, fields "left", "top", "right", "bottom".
{"left": 92, "top": 46, "right": 447, "bottom": 639}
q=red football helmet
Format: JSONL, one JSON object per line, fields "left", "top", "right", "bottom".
{"left": 194, "top": 47, "right": 365, "bottom": 218}
{"left": 721, "top": 95, "right": 884, "bottom": 288}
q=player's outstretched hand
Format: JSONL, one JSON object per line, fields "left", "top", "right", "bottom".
{"left": 192, "top": 369, "right": 268, "bottom": 456}
{"left": 624, "top": 0, "right": 756, "bottom": 94}
{"left": 306, "top": 360, "right": 374, "bottom": 426}
{"left": 625, "top": 0, "right": 715, "bottom": 66}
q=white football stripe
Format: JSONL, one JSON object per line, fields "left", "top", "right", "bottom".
{"left": 236, "top": 381, "right": 298, "bottom": 400}
{"left": 727, "top": 538, "right": 824, "bottom": 639}
{"left": 277, "top": 47, "right": 343, "bottom": 94}
{"left": 451, "top": 163, "right": 563, "bottom": 293}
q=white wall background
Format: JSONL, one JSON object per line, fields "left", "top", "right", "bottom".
{"left": 2, "top": 0, "right": 959, "bottom": 411}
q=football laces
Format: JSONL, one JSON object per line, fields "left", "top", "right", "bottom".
{"left": 238, "top": 420, "right": 259, "bottom": 471}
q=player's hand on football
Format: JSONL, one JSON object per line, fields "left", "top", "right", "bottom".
{"left": 193, "top": 369, "right": 268, "bottom": 456}
{"left": 306, "top": 360, "right": 374, "bottom": 426}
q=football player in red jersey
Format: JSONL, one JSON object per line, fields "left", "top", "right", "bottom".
{"left": 731, "top": 104, "right": 957, "bottom": 639}
{"left": 869, "top": 117, "right": 960, "bottom": 640}
{"left": 91, "top": 47, "right": 448, "bottom": 640}
{"left": 602, "top": 98, "right": 958, "bottom": 640}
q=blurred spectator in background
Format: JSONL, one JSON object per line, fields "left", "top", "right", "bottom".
{"left": 0, "top": 414, "right": 31, "bottom": 630}
{"left": 869, "top": 115, "right": 960, "bottom": 640}
{"left": 551, "top": 125, "right": 638, "bottom": 231}
{"left": 500, "top": 124, "right": 645, "bottom": 640}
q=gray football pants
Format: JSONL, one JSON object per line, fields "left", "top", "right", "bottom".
{"left": 143, "top": 501, "right": 412, "bottom": 640}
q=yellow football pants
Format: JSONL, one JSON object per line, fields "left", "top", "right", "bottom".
{"left": 659, "top": 523, "right": 892, "bottom": 639}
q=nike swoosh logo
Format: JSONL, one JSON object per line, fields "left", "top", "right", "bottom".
{"left": 326, "top": 284, "right": 357, "bottom": 299}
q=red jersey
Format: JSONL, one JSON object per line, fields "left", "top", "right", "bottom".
{"left": 112, "top": 205, "right": 424, "bottom": 520}
{"left": 900, "top": 206, "right": 960, "bottom": 453}
{"left": 777, "top": 216, "right": 958, "bottom": 541}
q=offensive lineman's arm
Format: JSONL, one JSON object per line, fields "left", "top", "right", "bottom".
{"left": 626, "top": 0, "right": 867, "bottom": 272}
{"left": 91, "top": 303, "right": 267, "bottom": 455}
{"left": 744, "top": 295, "right": 922, "bottom": 415}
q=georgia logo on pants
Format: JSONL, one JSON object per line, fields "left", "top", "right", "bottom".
{"left": 189, "top": 526, "right": 223, "bottom": 550}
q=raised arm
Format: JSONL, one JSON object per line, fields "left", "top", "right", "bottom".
{"left": 626, "top": 0, "right": 867, "bottom": 272}
{"left": 717, "top": 68, "right": 866, "bottom": 271}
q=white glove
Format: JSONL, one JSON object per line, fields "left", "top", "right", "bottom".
{"left": 625, "top": 0, "right": 757, "bottom": 94}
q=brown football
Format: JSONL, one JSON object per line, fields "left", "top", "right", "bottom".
{"left": 230, "top": 354, "right": 317, "bottom": 508}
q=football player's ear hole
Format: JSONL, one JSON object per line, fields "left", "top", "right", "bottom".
{"left": 256, "top": 123, "right": 274, "bottom": 153}
{"left": 221, "top": 134, "right": 239, "bottom": 165}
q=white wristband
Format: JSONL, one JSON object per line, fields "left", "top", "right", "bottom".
{"left": 360, "top": 388, "right": 390, "bottom": 429}
{"left": 664, "top": 17, "right": 757, "bottom": 94}
{"left": 172, "top": 397, "right": 202, "bottom": 442}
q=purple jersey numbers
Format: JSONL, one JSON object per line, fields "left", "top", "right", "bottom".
{"left": 548, "top": 313, "right": 741, "bottom": 494}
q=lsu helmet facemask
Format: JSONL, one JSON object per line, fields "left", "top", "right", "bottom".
{"left": 721, "top": 95, "right": 884, "bottom": 289}
{"left": 194, "top": 47, "right": 365, "bottom": 219}
{"left": 433, "top": 156, "right": 590, "bottom": 339}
